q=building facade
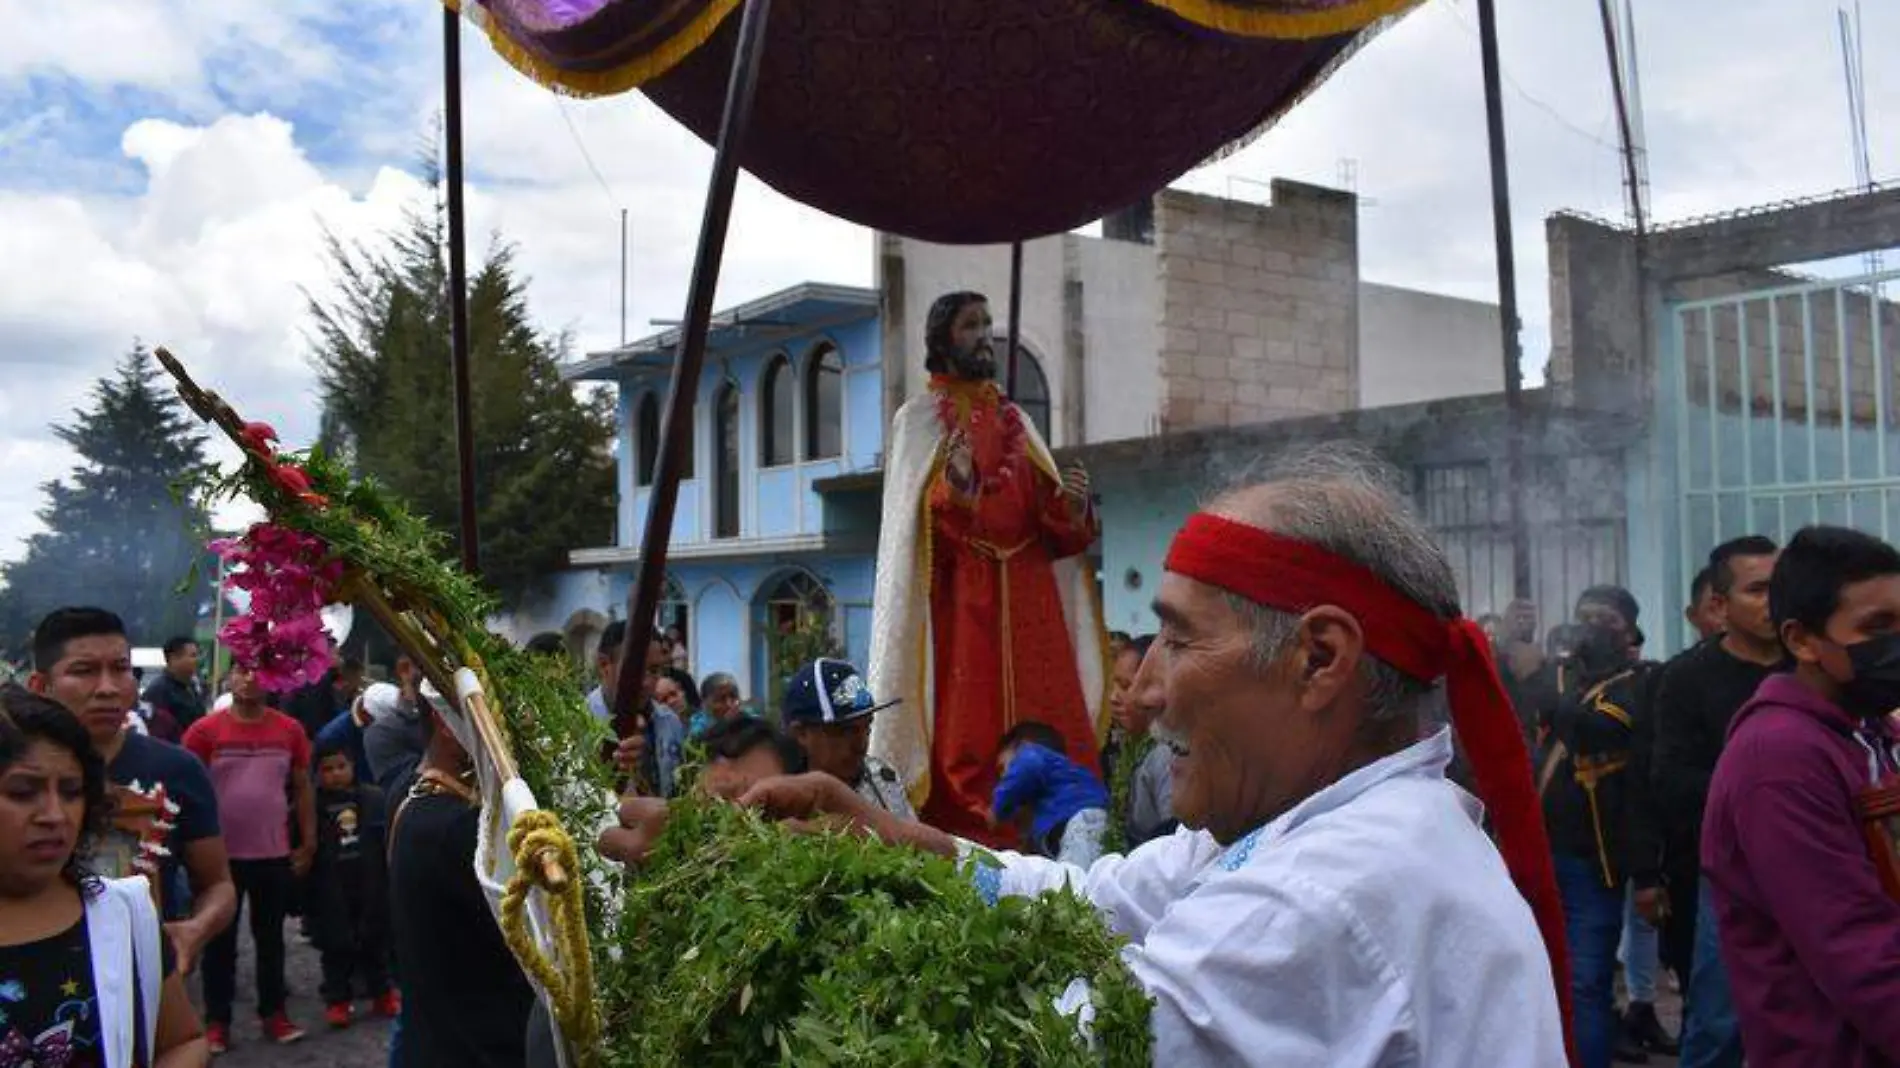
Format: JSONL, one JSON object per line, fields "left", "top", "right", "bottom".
{"left": 507, "top": 180, "right": 1900, "bottom": 700}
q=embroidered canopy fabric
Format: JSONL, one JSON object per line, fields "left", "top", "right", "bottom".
{"left": 449, "top": 0, "right": 1417, "bottom": 242}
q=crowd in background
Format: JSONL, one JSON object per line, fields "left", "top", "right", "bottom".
{"left": 6, "top": 521, "right": 1898, "bottom": 1068}
{"left": 1485, "top": 530, "right": 1900, "bottom": 1068}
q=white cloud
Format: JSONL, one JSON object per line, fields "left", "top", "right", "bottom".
{"left": 1, "top": 0, "right": 1896, "bottom": 572}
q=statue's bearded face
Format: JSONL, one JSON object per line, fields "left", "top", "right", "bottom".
{"left": 941, "top": 300, "right": 996, "bottom": 380}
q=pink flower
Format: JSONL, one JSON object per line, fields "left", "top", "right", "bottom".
{"left": 210, "top": 523, "right": 339, "bottom": 690}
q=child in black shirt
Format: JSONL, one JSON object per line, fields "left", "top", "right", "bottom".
{"left": 311, "top": 741, "right": 397, "bottom": 1028}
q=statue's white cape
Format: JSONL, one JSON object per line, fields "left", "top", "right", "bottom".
{"left": 867, "top": 393, "right": 1109, "bottom": 807}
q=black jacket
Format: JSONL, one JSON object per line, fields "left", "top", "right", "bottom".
{"left": 1540, "top": 659, "right": 1663, "bottom": 890}
{"left": 141, "top": 672, "right": 207, "bottom": 735}
{"left": 1649, "top": 638, "right": 1779, "bottom": 852}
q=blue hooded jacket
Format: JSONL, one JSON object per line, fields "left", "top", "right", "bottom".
{"left": 992, "top": 743, "right": 1109, "bottom": 847}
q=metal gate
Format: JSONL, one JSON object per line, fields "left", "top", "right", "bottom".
{"left": 1415, "top": 453, "right": 1628, "bottom": 632}
{"left": 1667, "top": 269, "right": 1900, "bottom": 583}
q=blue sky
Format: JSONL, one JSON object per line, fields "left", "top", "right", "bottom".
{"left": 0, "top": 0, "right": 1893, "bottom": 570}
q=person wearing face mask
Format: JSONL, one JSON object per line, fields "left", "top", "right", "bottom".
{"left": 1536, "top": 586, "right": 1665, "bottom": 1068}
{"left": 1699, "top": 525, "right": 1900, "bottom": 1066}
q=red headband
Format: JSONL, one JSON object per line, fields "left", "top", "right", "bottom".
{"left": 1166, "top": 513, "right": 1575, "bottom": 1063}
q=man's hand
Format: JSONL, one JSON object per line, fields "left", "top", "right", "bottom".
{"left": 163, "top": 918, "right": 207, "bottom": 976}
{"left": 291, "top": 845, "right": 315, "bottom": 878}
{"left": 738, "top": 772, "right": 871, "bottom": 824}
{"left": 1060, "top": 463, "right": 1091, "bottom": 508}
{"left": 599, "top": 796, "right": 670, "bottom": 868}
{"left": 1634, "top": 886, "right": 1669, "bottom": 925}
{"left": 611, "top": 731, "right": 648, "bottom": 776}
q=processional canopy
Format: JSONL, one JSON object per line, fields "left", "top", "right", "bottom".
{"left": 450, "top": 0, "right": 1415, "bottom": 242}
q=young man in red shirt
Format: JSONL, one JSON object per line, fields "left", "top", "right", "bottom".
{"left": 183, "top": 664, "right": 318, "bottom": 1051}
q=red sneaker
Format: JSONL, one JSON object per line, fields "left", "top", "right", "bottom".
{"left": 204, "top": 1022, "right": 230, "bottom": 1055}
{"left": 373, "top": 989, "right": 402, "bottom": 1019}
{"left": 261, "top": 1012, "right": 306, "bottom": 1044}
{"left": 324, "top": 1002, "right": 353, "bottom": 1029}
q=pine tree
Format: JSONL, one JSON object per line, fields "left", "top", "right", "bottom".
{"left": 308, "top": 170, "right": 616, "bottom": 598}
{"left": 0, "top": 347, "right": 214, "bottom": 653}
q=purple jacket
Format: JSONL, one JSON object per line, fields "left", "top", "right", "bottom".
{"left": 1702, "top": 674, "right": 1900, "bottom": 1068}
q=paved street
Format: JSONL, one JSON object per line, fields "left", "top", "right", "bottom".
{"left": 190, "top": 919, "right": 392, "bottom": 1067}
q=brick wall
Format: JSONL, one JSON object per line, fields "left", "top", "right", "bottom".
{"left": 1154, "top": 182, "right": 1359, "bottom": 430}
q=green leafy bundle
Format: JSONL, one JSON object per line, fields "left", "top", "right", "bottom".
{"left": 206, "top": 436, "right": 1152, "bottom": 1067}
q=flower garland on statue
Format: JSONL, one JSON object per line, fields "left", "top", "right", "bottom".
{"left": 932, "top": 378, "right": 1028, "bottom": 492}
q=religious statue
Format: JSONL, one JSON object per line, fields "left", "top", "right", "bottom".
{"left": 869, "top": 290, "right": 1107, "bottom": 844}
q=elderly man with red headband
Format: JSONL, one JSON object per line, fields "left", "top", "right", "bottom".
{"left": 606, "top": 453, "right": 1574, "bottom": 1064}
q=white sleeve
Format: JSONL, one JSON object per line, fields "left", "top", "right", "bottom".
{"left": 969, "top": 828, "right": 1217, "bottom": 944}
{"left": 1131, "top": 870, "right": 1417, "bottom": 1067}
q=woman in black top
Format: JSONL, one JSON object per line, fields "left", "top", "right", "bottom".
{"left": 0, "top": 685, "right": 207, "bottom": 1067}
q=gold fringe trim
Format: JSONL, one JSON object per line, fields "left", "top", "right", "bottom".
{"left": 1140, "top": 0, "right": 1420, "bottom": 39}
{"left": 444, "top": 0, "right": 743, "bottom": 98}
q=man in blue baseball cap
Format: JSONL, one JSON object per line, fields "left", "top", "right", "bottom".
{"left": 782, "top": 659, "right": 915, "bottom": 820}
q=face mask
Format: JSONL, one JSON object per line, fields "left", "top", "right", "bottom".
{"left": 1837, "top": 632, "right": 1900, "bottom": 720}
{"left": 1576, "top": 622, "right": 1626, "bottom": 670}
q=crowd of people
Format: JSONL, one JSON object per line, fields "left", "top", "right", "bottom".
{"left": 1489, "top": 530, "right": 1900, "bottom": 1068}
{"left": 4, "top": 456, "right": 1899, "bottom": 1067}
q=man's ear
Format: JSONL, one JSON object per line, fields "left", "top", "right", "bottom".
{"left": 1780, "top": 619, "right": 1819, "bottom": 666}
{"left": 26, "top": 672, "right": 49, "bottom": 696}
{"left": 1294, "top": 607, "right": 1364, "bottom": 712}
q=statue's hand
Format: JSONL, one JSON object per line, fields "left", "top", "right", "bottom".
{"left": 943, "top": 431, "right": 976, "bottom": 494}
{"left": 1060, "top": 463, "right": 1091, "bottom": 508}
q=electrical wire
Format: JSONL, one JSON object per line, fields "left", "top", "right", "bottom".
{"left": 553, "top": 95, "right": 621, "bottom": 211}
{"left": 1443, "top": 0, "right": 1624, "bottom": 154}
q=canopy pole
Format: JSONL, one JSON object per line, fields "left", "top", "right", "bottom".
{"left": 1005, "top": 241, "right": 1024, "bottom": 396}
{"left": 1476, "top": 0, "right": 1530, "bottom": 602}
{"left": 616, "top": 0, "right": 775, "bottom": 733}
{"left": 444, "top": 6, "right": 479, "bottom": 576}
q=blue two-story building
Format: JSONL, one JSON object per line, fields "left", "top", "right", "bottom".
{"left": 532, "top": 283, "right": 886, "bottom": 707}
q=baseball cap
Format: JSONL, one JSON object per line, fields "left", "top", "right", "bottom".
{"left": 781, "top": 658, "right": 898, "bottom": 726}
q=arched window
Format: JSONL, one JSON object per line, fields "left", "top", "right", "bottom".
{"left": 634, "top": 391, "right": 659, "bottom": 487}
{"left": 658, "top": 574, "right": 690, "bottom": 670}
{"left": 714, "top": 382, "right": 741, "bottom": 538}
{"left": 804, "top": 343, "right": 843, "bottom": 461}
{"left": 761, "top": 354, "right": 796, "bottom": 467}
{"left": 755, "top": 569, "right": 839, "bottom": 715}
{"left": 1003, "top": 343, "right": 1053, "bottom": 444}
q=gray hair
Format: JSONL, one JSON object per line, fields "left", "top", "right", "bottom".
{"left": 1206, "top": 445, "right": 1460, "bottom": 729}
{"left": 701, "top": 672, "right": 740, "bottom": 700}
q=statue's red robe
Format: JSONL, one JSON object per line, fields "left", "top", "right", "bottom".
{"left": 921, "top": 378, "right": 1102, "bottom": 844}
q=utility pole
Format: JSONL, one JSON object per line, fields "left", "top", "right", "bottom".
{"left": 1476, "top": 0, "right": 1531, "bottom": 601}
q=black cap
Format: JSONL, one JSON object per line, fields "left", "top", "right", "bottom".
{"left": 1576, "top": 585, "right": 1640, "bottom": 627}
{"left": 781, "top": 659, "right": 898, "bottom": 726}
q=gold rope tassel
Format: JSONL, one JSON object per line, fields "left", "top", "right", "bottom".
{"left": 500, "top": 811, "right": 601, "bottom": 1065}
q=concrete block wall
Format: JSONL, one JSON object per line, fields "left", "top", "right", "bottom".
{"left": 1154, "top": 182, "right": 1360, "bottom": 430}
{"left": 1674, "top": 272, "right": 1900, "bottom": 428}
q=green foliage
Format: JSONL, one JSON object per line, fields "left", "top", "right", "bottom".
{"left": 767, "top": 613, "right": 843, "bottom": 713}
{"left": 0, "top": 347, "right": 214, "bottom": 653}
{"left": 595, "top": 799, "right": 1153, "bottom": 1068}
{"left": 208, "top": 432, "right": 1150, "bottom": 1068}
{"left": 306, "top": 163, "right": 616, "bottom": 598}
{"left": 1102, "top": 730, "right": 1153, "bottom": 857}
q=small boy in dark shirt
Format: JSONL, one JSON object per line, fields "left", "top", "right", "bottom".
{"left": 992, "top": 721, "right": 1110, "bottom": 867}
{"left": 311, "top": 740, "right": 398, "bottom": 1028}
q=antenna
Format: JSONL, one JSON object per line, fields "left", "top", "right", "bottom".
{"left": 1839, "top": 2, "right": 1881, "bottom": 278}
{"left": 1334, "top": 158, "right": 1378, "bottom": 209}
{"left": 620, "top": 207, "right": 629, "bottom": 347}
